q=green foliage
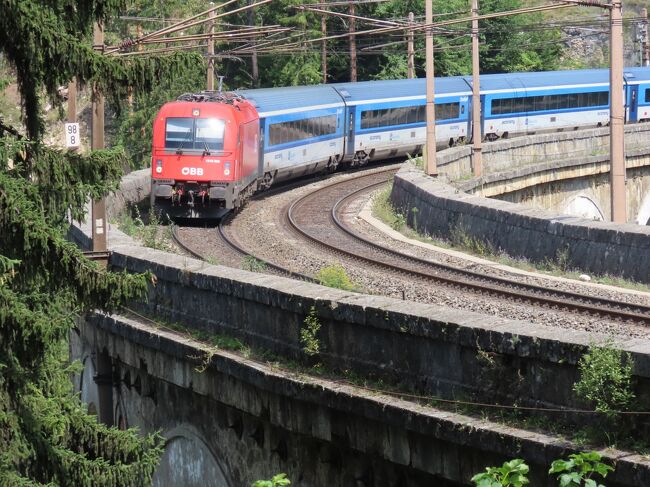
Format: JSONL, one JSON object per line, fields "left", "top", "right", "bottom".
{"left": 0, "top": 0, "right": 215, "bottom": 484}
{"left": 573, "top": 342, "right": 635, "bottom": 417}
{"left": 449, "top": 222, "right": 495, "bottom": 257}
{"left": 242, "top": 255, "right": 267, "bottom": 273}
{"left": 115, "top": 60, "right": 205, "bottom": 169}
{"left": 0, "top": 0, "right": 203, "bottom": 140}
{"left": 549, "top": 452, "right": 614, "bottom": 487}
{"left": 252, "top": 473, "right": 291, "bottom": 487}
{"left": 315, "top": 263, "right": 357, "bottom": 291}
{"left": 117, "top": 206, "right": 170, "bottom": 250}
{"left": 372, "top": 182, "right": 406, "bottom": 231}
{"left": 471, "top": 459, "right": 530, "bottom": 487}
{"left": 300, "top": 306, "right": 321, "bottom": 357}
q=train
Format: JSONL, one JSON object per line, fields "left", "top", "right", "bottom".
{"left": 151, "top": 67, "right": 650, "bottom": 217}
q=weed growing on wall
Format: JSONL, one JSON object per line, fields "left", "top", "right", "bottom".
{"left": 300, "top": 307, "right": 321, "bottom": 357}
{"left": 549, "top": 452, "right": 613, "bottom": 487}
{"left": 573, "top": 342, "right": 635, "bottom": 417}
{"left": 449, "top": 222, "right": 495, "bottom": 257}
{"left": 471, "top": 458, "right": 530, "bottom": 487}
{"left": 252, "top": 473, "right": 291, "bottom": 487}
{"left": 116, "top": 205, "right": 170, "bottom": 250}
{"left": 315, "top": 263, "right": 358, "bottom": 291}
{"left": 242, "top": 256, "right": 267, "bottom": 272}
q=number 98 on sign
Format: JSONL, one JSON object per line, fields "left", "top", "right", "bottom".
{"left": 65, "top": 122, "right": 80, "bottom": 148}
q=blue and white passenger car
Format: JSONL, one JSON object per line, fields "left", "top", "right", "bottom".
{"left": 624, "top": 67, "right": 650, "bottom": 123}
{"left": 239, "top": 84, "right": 346, "bottom": 187}
{"left": 479, "top": 70, "right": 613, "bottom": 140}
{"left": 333, "top": 77, "right": 472, "bottom": 165}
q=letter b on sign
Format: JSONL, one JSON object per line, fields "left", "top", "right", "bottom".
{"left": 65, "top": 123, "right": 80, "bottom": 148}
{"left": 181, "top": 167, "right": 204, "bottom": 176}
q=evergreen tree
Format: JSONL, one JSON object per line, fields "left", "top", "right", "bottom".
{"left": 0, "top": 1, "right": 202, "bottom": 484}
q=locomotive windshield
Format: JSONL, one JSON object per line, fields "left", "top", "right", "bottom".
{"left": 165, "top": 117, "right": 225, "bottom": 152}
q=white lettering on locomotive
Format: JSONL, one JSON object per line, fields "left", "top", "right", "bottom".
{"left": 181, "top": 167, "right": 204, "bottom": 176}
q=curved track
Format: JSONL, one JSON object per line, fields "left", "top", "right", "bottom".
{"left": 286, "top": 169, "right": 650, "bottom": 325}
{"left": 170, "top": 221, "right": 314, "bottom": 282}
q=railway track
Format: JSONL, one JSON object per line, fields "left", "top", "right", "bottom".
{"left": 170, "top": 214, "right": 315, "bottom": 283}
{"left": 169, "top": 163, "right": 400, "bottom": 283}
{"left": 286, "top": 169, "right": 650, "bottom": 325}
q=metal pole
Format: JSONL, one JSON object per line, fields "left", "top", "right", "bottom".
{"left": 67, "top": 78, "right": 76, "bottom": 124}
{"left": 425, "top": 0, "right": 437, "bottom": 176}
{"left": 642, "top": 7, "right": 649, "bottom": 67}
{"left": 349, "top": 3, "right": 357, "bottom": 82}
{"left": 407, "top": 12, "right": 415, "bottom": 79}
{"left": 322, "top": 13, "right": 328, "bottom": 83}
{"left": 92, "top": 22, "right": 107, "bottom": 253}
{"left": 207, "top": 6, "right": 215, "bottom": 90}
{"left": 609, "top": 0, "right": 626, "bottom": 223}
{"left": 471, "top": 0, "right": 483, "bottom": 177}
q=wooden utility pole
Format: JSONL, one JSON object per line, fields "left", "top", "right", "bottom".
{"left": 127, "top": 24, "right": 143, "bottom": 110}
{"left": 425, "top": 0, "right": 437, "bottom": 176}
{"left": 471, "top": 0, "right": 482, "bottom": 176}
{"left": 407, "top": 12, "right": 415, "bottom": 79}
{"left": 609, "top": 0, "right": 626, "bottom": 223}
{"left": 322, "top": 13, "right": 328, "bottom": 83}
{"left": 207, "top": 7, "right": 215, "bottom": 90}
{"left": 92, "top": 22, "right": 107, "bottom": 253}
{"left": 642, "top": 7, "right": 649, "bottom": 67}
{"left": 349, "top": 3, "right": 357, "bottom": 82}
{"left": 248, "top": 0, "right": 259, "bottom": 87}
{"left": 67, "top": 78, "right": 77, "bottom": 124}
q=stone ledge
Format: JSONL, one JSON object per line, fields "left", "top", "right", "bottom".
{"left": 86, "top": 312, "right": 650, "bottom": 487}
{"left": 391, "top": 164, "right": 650, "bottom": 283}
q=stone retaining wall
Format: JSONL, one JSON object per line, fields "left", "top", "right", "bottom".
{"left": 82, "top": 312, "right": 650, "bottom": 487}
{"left": 107, "top": 241, "right": 650, "bottom": 414}
{"left": 391, "top": 164, "right": 650, "bottom": 283}
{"left": 436, "top": 124, "right": 650, "bottom": 180}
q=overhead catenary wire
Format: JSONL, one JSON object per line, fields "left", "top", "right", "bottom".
{"left": 106, "top": 0, "right": 272, "bottom": 54}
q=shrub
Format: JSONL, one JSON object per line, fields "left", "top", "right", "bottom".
{"left": 549, "top": 452, "right": 613, "bottom": 487}
{"left": 252, "top": 473, "right": 291, "bottom": 487}
{"left": 573, "top": 342, "right": 635, "bottom": 417}
{"left": 300, "top": 306, "right": 321, "bottom": 357}
{"left": 315, "top": 263, "right": 357, "bottom": 291}
{"left": 471, "top": 459, "right": 530, "bottom": 487}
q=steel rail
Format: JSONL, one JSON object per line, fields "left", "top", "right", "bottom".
{"left": 286, "top": 171, "right": 650, "bottom": 325}
{"left": 170, "top": 218, "right": 315, "bottom": 283}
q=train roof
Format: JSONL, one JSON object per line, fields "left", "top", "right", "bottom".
{"left": 236, "top": 84, "right": 344, "bottom": 117}
{"left": 623, "top": 67, "right": 650, "bottom": 83}
{"left": 331, "top": 77, "right": 471, "bottom": 105}
{"left": 235, "top": 67, "right": 650, "bottom": 117}
{"left": 476, "top": 68, "right": 650, "bottom": 92}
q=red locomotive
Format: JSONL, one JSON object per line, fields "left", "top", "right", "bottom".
{"left": 150, "top": 92, "right": 259, "bottom": 217}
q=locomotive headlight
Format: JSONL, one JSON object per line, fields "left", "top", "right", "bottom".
{"left": 224, "top": 162, "right": 231, "bottom": 176}
{"left": 155, "top": 159, "right": 163, "bottom": 174}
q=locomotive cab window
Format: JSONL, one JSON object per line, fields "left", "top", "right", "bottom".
{"left": 645, "top": 88, "right": 650, "bottom": 103}
{"left": 165, "top": 117, "right": 226, "bottom": 151}
{"left": 195, "top": 118, "right": 225, "bottom": 151}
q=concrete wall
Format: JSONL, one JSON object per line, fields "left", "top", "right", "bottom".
{"left": 391, "top": 164, "right": 650, "bottom": 283}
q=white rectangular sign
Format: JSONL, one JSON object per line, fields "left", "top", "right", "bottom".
{"left": 65, "top": 123, "right": 80, "bottom": 148}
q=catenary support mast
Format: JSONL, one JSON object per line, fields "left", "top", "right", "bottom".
{"left": 471, "top": 0, "right": 482, "bottom": 177}
{"left": 425, "top": 0, "right": 437, "bottom": 176}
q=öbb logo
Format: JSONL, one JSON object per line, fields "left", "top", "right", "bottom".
{"left": 181, "top": 167, "right": 204, "bottom": 176}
